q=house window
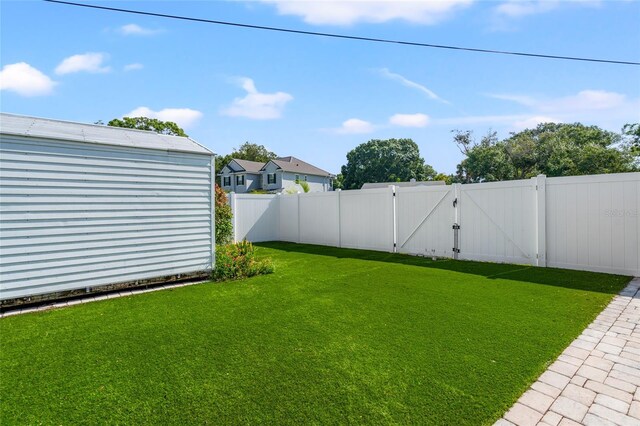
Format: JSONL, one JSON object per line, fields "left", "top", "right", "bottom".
{"left": 267, "top": 173, "right": 276, "bottom": 184}
{"left": 223, "top": 176, "right": 231, "bottom": 186}
{"left": 304, "top": 175, "right": 308, "bottom": 182}
{"left": 295, "top": 174, "right": 300, "bottom": 183}
{"left": 236, "top": 175, "right": 245, "bottom": 186}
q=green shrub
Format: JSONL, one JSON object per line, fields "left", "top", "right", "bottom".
{"left": 214, "top": 241, "right": 274, "bottom": 281}
{"left": 299, "top": 181, "right": 310, "bottom": 193}
{"left": 215, "top": 184, "right": 233, "bottom": 245}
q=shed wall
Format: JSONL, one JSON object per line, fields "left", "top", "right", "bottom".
{"left": 0, "top": 135, "right": 214, "bottom": 300}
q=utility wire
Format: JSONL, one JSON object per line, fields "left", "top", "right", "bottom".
{"left": 44, "top": 0, "right": 640, "bottom": 66}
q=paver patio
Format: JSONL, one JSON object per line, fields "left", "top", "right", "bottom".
{"left": 496, "top": 277, "right": 640, "bottom": 426}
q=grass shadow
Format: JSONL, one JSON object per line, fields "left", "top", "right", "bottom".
{"left": 255, "top": 241, "right": 631, "bottom": 295}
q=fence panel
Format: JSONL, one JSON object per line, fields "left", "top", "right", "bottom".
{"left": 546, "top": 173, "right": 639, "bottom": 276}
{"left": 396, "top": 185, "right": 455, "bottom": 257}
{"left": 299, "top": 192, "right": 340, "bottom": 247}
{"left": 279, "top": 194, "right": 299, "bottom": 243}
{"left": 232, "top": 194, "right": 279, "bottom": 242}
{"left": 339, "top": 187, "right": 395, "bottom": 252}
{"left": 229, "top": 172, "right": 639, "bottom": 276}
{"left": 459, "top": 179, "right": 537, "bottom": 265}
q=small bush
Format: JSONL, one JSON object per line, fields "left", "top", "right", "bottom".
{"left": 215, "top": 185, "right": 233, "bottom": 245}
{"left": 214, "top": 241, "right": 274, "bottom": 282}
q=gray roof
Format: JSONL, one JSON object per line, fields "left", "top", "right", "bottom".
{"left": 267, "top": 156, "right": 333, "bottom": 177}
{"left": 361, "top": 181, "right": 446, "bottom": 189}
{"left": 0, "top": 113, "right": 213, "bottom": 155}
{"left": 228, "top": 159, "right": 265, "bottom": 173}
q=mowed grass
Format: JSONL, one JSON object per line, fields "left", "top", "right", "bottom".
{"left": 0, "top": 243, "right": 630, "bottom": 425}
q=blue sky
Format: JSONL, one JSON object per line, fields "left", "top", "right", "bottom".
{"left": 1, "top": 0, "right": 639, "bottom": 175}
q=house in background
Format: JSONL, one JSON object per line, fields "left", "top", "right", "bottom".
{"left": 220, "top": 156, "right": 334, "bottom": 193}
{"left": 219, "top": 159, "right": 265, "bottom": 193}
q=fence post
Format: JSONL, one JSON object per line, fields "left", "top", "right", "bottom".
{"left": 276, "top": 192, "right": 282, "bottom": 242}
{"left": 535, "top": 175, "right": 547, "bottom": 267}
{"left": 391, "top": 185, "right": 397, "bottom": 253}
{"left": 453, "top": 183, "right": 462, "bottom": 259}
{"left": 229, "top": 192, "right": 237, "bottom": 243}
{"left": 296, "top": 191, "right": 301, "bottom": 244}
{"left": 336, "top": 189, "right": 342, "bottom": 248}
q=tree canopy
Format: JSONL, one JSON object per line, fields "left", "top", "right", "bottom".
{"left": 454, "top": 123, "right": 637, "bottom": 183}
{"left": 107, "top": 117, "right": 188, "bottom": 137}
{"left": 340, "top": 138, "right": 433, "bottom": 190}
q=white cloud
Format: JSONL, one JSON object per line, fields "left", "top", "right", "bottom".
{"left": 539, "top": 90, "right": 627, "bottom": 113}
{"left": 389, "top": 113, "right": 430, "bottom": 128}
{"left": 259, "top": 0, "right": 473, "bottom": 25}
{"left": 378, "top": 68, "right": 449, "bottom": 104}
{"left": 55, "top": 53, "right": 111, "bottom": 75}
{"left": 486, "top": 89, "right": 640, "bottom": 130}
{"left": 118, "top": 24, "right": 161, "bottom": 36}
{"left": 495, "top": 0, "right": 559, "bottom": 17}
{"left": 432, "top": 114, "right": 528, "bottom": 126}
{"left": 495, "top": 0, "right": 600, "bottom": 18}
{"left": 512, "top": 115, "right": 561, "bottom": 130}
{"left": 125, "top": 107, "right": 203, "bottom": 128}
{"left": 489, "top": 90, "right": 633, "bottom": 114}
{"left": 221, "top": 78, "right": 293, "bottom": 120}
{"left": 335, "top": 118, "right": 375, "bottom": 134}
{"left": 123, "top": 63, "right": 144, "bottom": 72}
{"left": 0, "top": 62, "right": 57, "bottom": 96}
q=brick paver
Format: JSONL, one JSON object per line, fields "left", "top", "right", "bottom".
{"left": 496, "top": 278, "right": 640, "bottom": 426}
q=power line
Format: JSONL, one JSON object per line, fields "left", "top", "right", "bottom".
{"left": 44, "top": 0, "right": 640, "bottom": 66}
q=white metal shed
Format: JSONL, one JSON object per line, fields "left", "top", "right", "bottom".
{"left": 0, "top": 113, "right": 215, "bottom": 305}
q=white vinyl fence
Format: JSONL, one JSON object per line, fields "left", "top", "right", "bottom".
{"left": 230, "top": 173, "right": 640, "bottom": 276}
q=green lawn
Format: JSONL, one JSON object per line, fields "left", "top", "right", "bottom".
{"left": 0, "top": 243, "right": 630, "bottom": 425}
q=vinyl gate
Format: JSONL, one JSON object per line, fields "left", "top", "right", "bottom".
{"left": 230, "top": 172, "right": 639, "bottom": 276}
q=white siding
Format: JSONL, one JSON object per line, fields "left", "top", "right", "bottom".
{"left": 281, "top": 172, "right": 331, "bottom": 193}
{"left": 0, "top": 136, "right": 214, "bottom": 300}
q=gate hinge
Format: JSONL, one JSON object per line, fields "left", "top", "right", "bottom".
{"left": 452, "top": 224, "right": 460, "bottom": 230}
{"left": 393, "top": 243, "right": 397, "bottom": 247}
{"left": 452, "top": 248, "right": 460, "bottom": 253}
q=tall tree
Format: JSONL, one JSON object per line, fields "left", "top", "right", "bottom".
{"left": 622, "top": 123, "right": 640, "bottom": 158}
{"left": 340, "top": 139, "right": 427, "bottom": 190}
{"left": 107, "top": 117, "right": 187, "bottom": 137}
{"left": 455, "top": 123, "right": 636, "bottom": 182}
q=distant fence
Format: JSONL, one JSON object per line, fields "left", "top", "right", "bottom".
{"left": 229, "top": 173, "right": 640, "bottom": 276}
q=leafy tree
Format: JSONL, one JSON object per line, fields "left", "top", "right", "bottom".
{"left": 107, "top": 117, "right": 187, "bottom": 137}
{"left": 622, "top": 123, "right": 640, "bottom": 158}
{"left": 340, "top": 139, "right": 427, "bottom": 190}
{"left": 454, "top": 123, "right": 636, "bottom": 182}
{"left": 214, "top": 184, "right": 233, "bottom": 245}
{"left": 454, "top": 130, "right": 513, "bottom": 183}
{"left": 333, "top": 173, "right": 344, "bottom": 190}
{"left": 231, "top": 142, "right": 277, "bottom": 162}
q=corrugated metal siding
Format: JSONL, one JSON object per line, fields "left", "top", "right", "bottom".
{"left": 0, "top": 135, "right": 214, "bottom": 300}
